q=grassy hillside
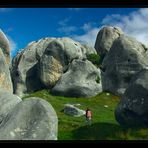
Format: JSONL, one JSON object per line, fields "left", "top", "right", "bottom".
{"left": 23, "top": 90, "right": 148, "bottom": 140}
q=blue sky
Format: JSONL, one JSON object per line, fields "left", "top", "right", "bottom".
{"left": 1, "top": 8, "right": 148, "bottom": 57}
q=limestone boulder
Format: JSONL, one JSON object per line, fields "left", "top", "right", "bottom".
{"left": 0, "top": 29, "right": 10, "bottom": 64}
{"left": 11, "top": 38, "right": 54, "bottom": 97}
{"left": 0, "top": 97, "right": 58, "bottom": 140}
{"left": 115, "top": 69, "right": 148, "bottom": 127}
{"left": 101, "top": 35, "right": 148, "bottom": 96}
{"left": 51, "top": 59, "right": 102, "bottom": 98}
{"left": 0, "top": 89, "right": 21, "bottom": 123}
{"left": 0, "top": 49, "right": 13, "bottom": 93}
{"left": 64, "top": 104, "right": 85, "bottom": 117}
{"left": 94, "top": 26, "right": 123, "bottom": 62}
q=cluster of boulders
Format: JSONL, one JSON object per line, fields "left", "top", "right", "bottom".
{"left": 11, "top": 37, "right": 102, "bottom": 98}
{"left": 95, "top": 26, "right": 148, "bottom": 127}
{"left": 0, "top": 24, "right": 148, "bottom": 140}
{"left": 0, "top": 30, "right": 58, "bottom": 140}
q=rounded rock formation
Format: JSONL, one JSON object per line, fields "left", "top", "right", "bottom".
{"left": 0, "top": 89, "right": 22, "bottom": 123}
{"left": 94, "top": 26, "right": 123, "bottom": 63}
{"left": 115, "top": 69, "right": 148, "bottom": 127}
{"left": 51, "top": 59, "right": 102, "bottom": 98}
{"left": 101, "top": 35, "right": 148, "bottom": 96}
{"left": 0, "top": 97, "right": 58, "bottom": 140}
{"left": 0, "top": 29, "right": 10, "bottom": 64}
{"left": 11, "top": 38, "right": 54, "bottom": 96}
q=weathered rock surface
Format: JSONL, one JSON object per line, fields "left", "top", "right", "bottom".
{"left": 11, "top": 38, "right": 54, "bottom": 96}
{"left": 0, "top": 89, "right": 22, "bottom": 123}
{"left": 64, "top": 104, "right": 85, "bottom": 117}
{"left": 0, "top": 97, "right": 58, "bottom": 140}
{"left": 115, "top": 69, "right": 148, "bottom": 127}
{"left": 0, "top": 48, "right": 13, "bottom": 93}
{"left": 94, "top": 26, "right": 123, "bottom": 59}
{"left": 0, "top": 29, "right": 13, "bottom": 92}
{"left": 82, "top": 44, "right": 97, "bottom": 56}
{"left": 52, "top": 59, "right": 102, "bottom": 98}
{"left": 0, "top": 29, "right": 10, "bottom": 64}
{"left": 101, "top": 35, "right": 148, "bottom": 96}
{"left": 39, "top": 55, "right": 63, "bottom": 88}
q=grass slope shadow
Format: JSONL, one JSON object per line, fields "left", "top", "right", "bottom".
{"left": 72, "top": 122, "right": 126, "bottom": 140}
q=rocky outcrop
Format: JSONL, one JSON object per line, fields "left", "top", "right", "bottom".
{"left": 0, "top": 97, "right": 58, "bottom": 140}
{"left": 11, "top": 38, "right": 54, "bottom": 97}
{"left": 0, "top": 29, "right": 10, "bottom": 64}
{"left": 94, "top": 26, "right": 123, "bottom": 61}
{"left": 64, "top": 104, "right": 85, "bottom": 117}
{"left": 51, "top": 59, "right": 102, "bottom": 98}
{"left": 0, "top": 89, "right": 22, "bottom": 123}
{"left": 115, "top": 69, "right": 148, "bottom": 127}
{"left": 11, "top": 37, "right": 100, "bottom": 97}
{"left": 0, "top": 49, "right": 13, "bottom": 93}
{"left": 0, "top": 29, "right": 13, "bottom": 93}
{"left": 101, "top": 35, "right": 148, "bottom": 96}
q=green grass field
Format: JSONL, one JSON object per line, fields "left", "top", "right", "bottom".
{"left": 23, "top": 89, "right": 148, "bottom": 140}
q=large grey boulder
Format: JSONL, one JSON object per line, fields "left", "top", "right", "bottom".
{"left": 11, "top": 38, "right": 54, "bottom": 97}
{"left": 0, "top": 29, "right": 10, "bottom": 64}
{"left": 94, "top": 26, "right": 123, "bottom": 60}
{"left": 0, "top": 49, "right": 13, "bottom": 93}
{"left": 64, "top": 104, "right": 85, "bottom": 117}
{"left": 51, "top": 59, "right": 102, "bottom": 98}
{"left": 115, "top": 69, "right": 148, "bottom": 127}
{"left": 101, "top": 35, "right": 148, "bottom": 96}
{"left": 0, "top": 97, "right": 58, "bottom": 140}
{"left": 0, "top": 89, "right": 22, "bottom": 123}
{"left": 0, "top": 29, "right": 13, "bottom": 93}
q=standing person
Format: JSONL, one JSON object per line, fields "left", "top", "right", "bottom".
{"left": 85, "top": 108, "right": 92, "bottom": 125}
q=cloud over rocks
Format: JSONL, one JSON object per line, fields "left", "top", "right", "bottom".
{"left": 72, "top": 8, "right": 148, "bottom": 48}
{"left": 101, "top": 8, "right": 148, "bottom": 46}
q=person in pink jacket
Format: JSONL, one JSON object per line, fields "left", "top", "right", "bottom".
{"left": 85, "top": 108, "right": 92, "bottom": 125}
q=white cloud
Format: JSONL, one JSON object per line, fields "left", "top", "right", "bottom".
{"left": 72, "top": 8, "right": 148, "bottom": 47}
{"left": 101, "top": 8, "right": 148, "bottom": 46}
{"left": 72, "top": 22, "right": 100, "bottom": 47}
{"left": 58, "top": 17, "right": 78, "bottom": 35}
{"left": 73, "top": 27, "right": 99, "bottom": 47}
